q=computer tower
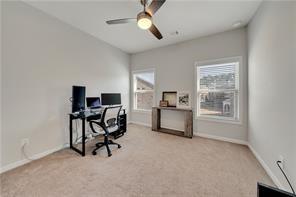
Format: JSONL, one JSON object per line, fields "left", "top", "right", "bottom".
{"left": 72, "top": 86, "right": 86, "bottom": 113}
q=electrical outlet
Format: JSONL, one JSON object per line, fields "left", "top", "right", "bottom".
{"left": 278, "top": 155, "right": 284, "bottom": 169}
{"left": 21, "top": 138, "right": 29, "bottom": 147}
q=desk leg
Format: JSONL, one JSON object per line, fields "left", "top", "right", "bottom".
{"left": 70, "top": 116, "right": 73, "bottom": 148}
{"left": 69, "top": 116, "right": 86, "bottom": 157}
{"left": 82, "top": 119, "right": 86, "bottom": 156}
{"left": 184, "top": 111, "right": 193, "bottom": 138}
{"left": 152, "top": 108, "right": 161, "bottom": 131}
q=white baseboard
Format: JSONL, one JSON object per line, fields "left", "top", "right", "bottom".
{"left": 194, "top": 132, "right": 284, "bottom": 189}
{"left": 128, "top": 121, "right": 151, "bottom": 127}
{"left": 129, "top": 121, "right": 247, "bottom": 145}
{"left": 194, "top": 132, "right": 248, "bottom": 145}
{"left": 247, "top": 144, "right": 283, "bottom": 190}
{"left": 1, "top": 125, "right": 283, "bottom": 192}
{"left": 128, "top": 121, "right": 185, "bottom": 132}
{"left": 0, "top": 145, "right": 65, "bottom": 174}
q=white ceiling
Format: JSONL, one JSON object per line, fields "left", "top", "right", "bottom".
{"left": 25, "top": 1, "right": 261, "bottom": 54}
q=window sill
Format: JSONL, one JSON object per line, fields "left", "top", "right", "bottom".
{"left": 132, "top": 109, "right": 152, "bottom": 114}
{"left": 196, "top": 116, "right": 242, "bottom": 125}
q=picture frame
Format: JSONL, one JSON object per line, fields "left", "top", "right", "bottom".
{"left": 162, "top": 91, "right": 177, "bottom": 107}
{"left": 159, "top": 100, "right": 168, "bottom": 107}
{"left": 177, "top": 91, "right": 191, "bottom": 109}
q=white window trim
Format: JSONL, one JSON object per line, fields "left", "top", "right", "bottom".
{"left": 132, "top": 68, "right": 156, "bottom": 113}
{"left": 194, "top": 56, "right": 242, "bottom": 124}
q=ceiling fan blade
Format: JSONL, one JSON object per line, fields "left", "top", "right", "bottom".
{"left": 106, "top": 18, "right": 136, "bottom": 25}
{"left": 149, "top": 24, "right": 163, "bottom": 40}
{"left": 146, "top": 0, "right": 166, "bottom": 16}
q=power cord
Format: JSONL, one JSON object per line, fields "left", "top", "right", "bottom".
{"left": 21, "top": 143, "right": 35, "bottom": 161}
{"left": 74, "top": 119, "right": 79, "bottom": 143}
{"left": 74, "top": 121, "right": 94, "bottom": 144}
{"left": 276, "top": 160, "right": 295, "bottom": 195}
{"left": 63, "top": 118, "right": 79, "bottom": 147}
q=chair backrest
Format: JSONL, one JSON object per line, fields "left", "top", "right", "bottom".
{"left": 101, "top": 105, "right": 122, "bottom": 128}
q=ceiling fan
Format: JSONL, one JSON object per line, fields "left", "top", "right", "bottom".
{"left": 106, "top": 0, "right": 166, "bottom": 40}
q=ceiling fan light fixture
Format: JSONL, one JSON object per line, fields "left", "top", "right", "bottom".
{"left": 137, "top": 12, "right": 152, "bottom": 30}
{"left": 106, "top": 0, "right": 166, "bottom": 40}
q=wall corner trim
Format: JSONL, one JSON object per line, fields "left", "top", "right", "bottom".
{"left": 247, "top": 143, "right": 284, "bottom": 190}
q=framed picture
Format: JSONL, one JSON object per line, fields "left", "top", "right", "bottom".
{"left": 162, "top": 91, "right": 177, "bottom": 107}
{"left": 177, "top": 91, "right": 191, "bottom": 108}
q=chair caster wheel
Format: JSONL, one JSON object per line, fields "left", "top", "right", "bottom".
{"left": 108, "top": 153, "right": 112, "bottom": 157}
{"left": 118, "top": 145, "right": 121, "bottom": 149}
{"left": 92, "top": 151, "right": 97, "bottom": 155}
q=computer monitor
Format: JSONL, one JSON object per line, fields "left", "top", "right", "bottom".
{"left": 258, "top": 183, "right": 295, "bottom": 197}
{"left": 101, "top": 93, "right": 121, "bottom": 105}
{"left": 72, "top": 86, "right": 86, "bottom": 112}
{"left": 86, "top": 97, "right": 101, "bottom": 109}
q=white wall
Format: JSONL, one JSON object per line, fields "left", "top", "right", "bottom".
{"left": 1, "top": 2, "right": 130, "bottom": 169}
{"left": 248, "top": 1, "right": 296, "bottom": 191}
{"left": 0, "top": 0, "right": 2, "bottom": 170}
{"left": 131, "top": 28, "right": 248, "bottom": 142}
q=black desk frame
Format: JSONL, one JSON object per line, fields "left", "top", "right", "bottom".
{"left": 69, "top": 110, "right": 126, "bottom": 157}
{"left": 69, "top": 114, "right": 88, "bottom": 156}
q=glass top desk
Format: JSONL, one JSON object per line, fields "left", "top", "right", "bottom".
{"left": 69, "top": 110, "right": 102, "bottom": 156}
{"left": 69, "top": 108, "right": 127, "bottom": 156}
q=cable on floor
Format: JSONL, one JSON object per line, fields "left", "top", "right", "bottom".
{"left": 276, "top": 160, "right": 295, "bottom": 195}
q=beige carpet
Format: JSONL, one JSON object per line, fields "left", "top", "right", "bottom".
{"left": 1, "top": 124, "right": 273, "bottom": 197}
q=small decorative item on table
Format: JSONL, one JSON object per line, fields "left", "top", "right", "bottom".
{"left": 159, "top": 100, "right": 168, "bottom": 107}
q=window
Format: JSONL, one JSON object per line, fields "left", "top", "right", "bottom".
{"left": 196, "top": 58, "right": 240, "bottom": 121}
{"left": 133, "top": 70, "right": 155, "bottom": 111}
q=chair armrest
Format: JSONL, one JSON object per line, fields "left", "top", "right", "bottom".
{"left": 89, "top": 120, "right": 101, "bottom": 124}
{"left": 89, "top": 120, "right": 104, "bottom": 134}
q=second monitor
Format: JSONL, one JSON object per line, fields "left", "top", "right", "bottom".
{"left": 101, "top": 93, "right": 121, "bottom": 105}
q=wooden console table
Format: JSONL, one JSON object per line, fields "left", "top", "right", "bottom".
{"left": 152, "top": 107, "right": 193, "bottom": 138}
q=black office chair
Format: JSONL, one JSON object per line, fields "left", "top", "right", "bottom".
{"left": 89, "top": 105, "right": 122, "bottom": 157}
